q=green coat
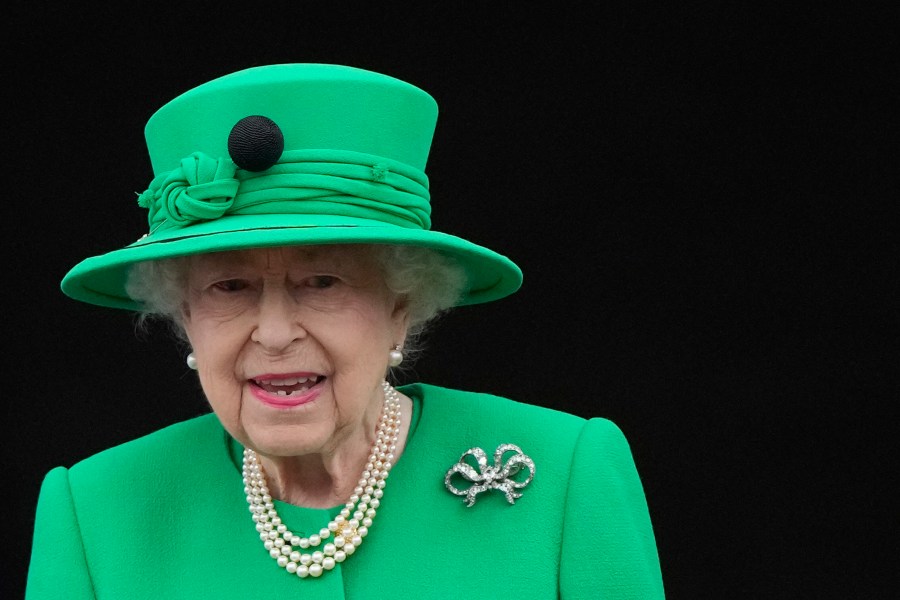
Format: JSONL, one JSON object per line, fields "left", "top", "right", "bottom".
{"left": 27, "top": 383, "right": 665, "bottom": 599}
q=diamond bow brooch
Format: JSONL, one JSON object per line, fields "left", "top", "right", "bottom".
{"left": 444, "top": 444, "right": 535, "bottom": 507}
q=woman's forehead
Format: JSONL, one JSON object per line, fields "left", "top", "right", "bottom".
{"left": 188, "top": 244, "right": 376, "bottom": 270}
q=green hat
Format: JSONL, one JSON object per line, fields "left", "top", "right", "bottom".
{"left": 61, "top": 63, "right": 522, "bottom": 310}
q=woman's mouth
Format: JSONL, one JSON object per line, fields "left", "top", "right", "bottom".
{"left": 249, "top": 374, "right": 325, "bottom": 408}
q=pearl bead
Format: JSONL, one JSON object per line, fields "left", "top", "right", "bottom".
{"left": 297, "top": 565, "right": 309, "bottom": 578}
{"left": 334, "top": 550, "right": 347, "bottom": 562}
{"left": 286, "top": 562, "right": 297, "bottom": 573}
{"left": 309, "top": 564, "right": 323, "bottom": 577}
{"left": 323, "top": 557, "right": 336, "bottom": 570}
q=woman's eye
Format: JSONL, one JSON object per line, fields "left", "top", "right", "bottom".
{"left": 308, "top": 275, "right": 337, "bottom": 289}
{"left": 212, "top": 279, "right": 247, "bottom": 292}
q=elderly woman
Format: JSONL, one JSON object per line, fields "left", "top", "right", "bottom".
{"left": 27, "top": 63, "right": 665, "bottom": 599}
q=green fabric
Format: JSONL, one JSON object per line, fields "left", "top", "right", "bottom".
{"left": 138, "top": 149, "right": 432, "bottom": 234}
{"left": 27, "top": 384, "right": 665, "bottom": 599}
{"left": 59, "top": 64, "right": 524, "bottom": 312}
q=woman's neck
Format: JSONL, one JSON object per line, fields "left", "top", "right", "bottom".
{"left": 257, "top": 392, "right": 412, "bottom": 508}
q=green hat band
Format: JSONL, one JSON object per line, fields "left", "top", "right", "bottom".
{"left": 137, "top": 148, "right": 432, "bottom": 236}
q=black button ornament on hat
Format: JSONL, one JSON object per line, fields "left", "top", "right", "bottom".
{"left": 227, "top": 115, "right": 284, "bottom": 171}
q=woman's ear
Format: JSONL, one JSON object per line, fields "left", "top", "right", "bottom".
{"left": 391, "top": 294, "right": 411, "bottom": 339}
{"left": 180, "top": 301, "right": 192, "bottom": 324}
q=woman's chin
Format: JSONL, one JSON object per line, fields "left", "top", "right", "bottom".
{"left": 247, "top": 431, "right": 329, "bottom": 459}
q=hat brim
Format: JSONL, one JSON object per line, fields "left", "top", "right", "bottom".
{"left": 60, "top": 214, "right": 523, "bottom": 310}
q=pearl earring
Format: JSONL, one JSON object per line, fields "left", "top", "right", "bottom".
{"left": 186, "top": 352, "right": 198, "bottom": 370}
{"left": 388, "top": 345, "right": 403, "bottom": 367}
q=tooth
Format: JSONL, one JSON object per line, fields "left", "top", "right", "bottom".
{"left": 277, "top": 390, "right": 287, "bottom": 396}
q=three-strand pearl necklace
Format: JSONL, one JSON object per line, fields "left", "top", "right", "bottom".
{"left": 242, "top": 380, "right": 402, "bottom": 579}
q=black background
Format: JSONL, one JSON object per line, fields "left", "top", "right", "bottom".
{"left": 6, "top": 3, "right": 897, "bottom": 598}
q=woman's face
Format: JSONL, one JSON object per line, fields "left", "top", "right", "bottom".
{"left": 181, "top": 245, "right": 408, "bottom": 458}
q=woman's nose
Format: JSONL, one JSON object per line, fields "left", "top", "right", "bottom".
{"left": 250, "top": 286, "right": 305, "bottom": 351}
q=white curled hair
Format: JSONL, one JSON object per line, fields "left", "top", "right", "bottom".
{"left": 124, "top": 244, "right": 467, "bottom": 362}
